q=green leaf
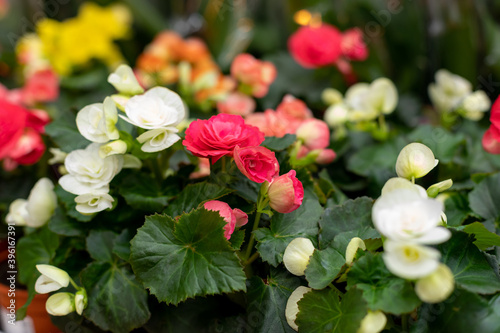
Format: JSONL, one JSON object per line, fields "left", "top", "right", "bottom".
{"left": 246, "top": 269, "right": 301, "bottom": 333}
{"left": 229, "top": 229, "right": 245, "bottom": 250}
{"left": 461, "top": 222, "right": 500, "bottom": 250}
{"left": 347, "top": 252, "right": 421, "bottom": 314}
{"left": 81, "top": 262, "right": 150, "bottom": 333}
{"left": 17, "top": 227, "right": 60, "bottom": 284}
{"left": 118, "top": 172, "right": 173, "bottom": 212}
{"left": 86, "top": 230, "right": 118, "bottom": 262}
{"left": 413, "top": 289, "right": 500, "bottom": 333}
{"left": 408, "top": 125, "right": 465, "bottom": 163}
{"left": 254, "top": 196, "right": 322, "bottom": 266}
{"left": 330, "top": 229, "right": 381, "bottom": 256}
{"left": 317, "top": 169, "right": 348, "bottom": 206}
{"left": 439, "top": 231, "right": 500, "bottom": 294}
{"left": 262, "top": 134, "right": 297, "bottom": 151}
{"left": 444, "top": 192, "right": 473, "bottom": 227}
{"left": 468, "top": 173, "right": 500, "bottom": 220}
{"left": 48, "top": 206, "right": 88, "bottom": 236}
{"left": 347, "top": 138, "right": 406, "bottom": 177}
{"left": 55, "top": 185, "right": 94, "bottom": 222}
{"left": 318, "top": 197, "right": 376, "bottom": 249}
{"left": 113, "top": 229, "right": 134, "bottom": 261}
{"left": 305, "top": 247, "right": 345, "bottom": 289}
{"left": 164, "top": 182, "right": 234, "bottom": 217}
{"left": 296, "top": 288, "right": 367, "bottom": 333}
{"left": 130, "top": 209, "right": 246, "bottom": 305}
{"left": 45, "top": 113, "right": 90, "bottom": 152}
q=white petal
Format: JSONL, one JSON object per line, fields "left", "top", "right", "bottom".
{"left": 138, "top": 128, "right": 180, "bottom": 153}
{"left": 26, "top": 178, "right": 57, "bottom": 227}
{"left": 383, "top": 241, "right": 440, "bottom": 279}
{"left": 283, "top": 238, "right": 315, "bottom": 276}
{"left": 285, "top": 286, "right": 312, "bottom": 331}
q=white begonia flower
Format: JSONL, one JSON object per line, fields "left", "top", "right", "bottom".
{"left": 344, "top": 78, "right": 398, "bottom": 122}
{"left": 373, "top": 189, "right": 450, "bottom": 244}
{"left": 283, "top": 238, "right": 315, "bottom": 276}
{"left": 59, "top": 143, "right": 123, "bottom": 195}
{"left": 35, "top": 265, "right": 70, "bottom": 294}
{"left": 110, "top": 94, "right": 130, "bottom": 111}
{"left": 123, "top": 154, "right": 142, "bottom": 169}
{"left": 75, "top": 289, "right": 88, "bottom": 315}
{"left": 107, "top": 64, "right": 144, "bottom": 95}
{"left": 415, "top": 263, "right": 454, "bottom": 303}
{"left": 324, "top": 104, "right": 349, "bottom": 127}
{"left": 48, "top": 148, "right": 67, "bottom": 165}
{"left": 383, "top": 240, "right": 441, "bottom": 279}
{"left": 6, "top": 199, "right": 29, "bottom": 226}
{"left": 99, "top": 140, "right": 127, "bottom": 158}
{"left": 460, "top": 90, "right": 491, "bottom": 120}
{"left": 75, "top": 192, "right": 114, "bottom": 214}
{"left": 357, "top": 310, "right": 387, "bottom": 333}
{"left": 285, "top": 286, "right": 312, "bottom": 331}
{"left": 25, "top": 178, "right": 57, "bottom": 228}
{"left": 428, "top": 69, "right": 472, "bottom": 113}
{"left": 121, "top": 87, "right": 186, "bottom": 152}
{"left": 366, "top": 78, "right": 398, "bottom": 115}
{"left": 427, "top": 179, "right": 453, "bottom": 198}
{"left": 76, "top": 97, "right": 120, "bottom": 143}
{"left": 45, "top": 292, "right": 75, "bottom": 316}
{"left": 396, "top": 143, "right": 439, "bottom": 179}
{"left": 345, "top": 237, "right": 366, "bottom": 265}
{"left": 321, "top": 88, "right": 343, "bottom": 106}
{"left": 381, "top": 177, "right": 427, "bottom": 197}
{"left": 136, "top": 127, "right": 181, "bottom": 153}
{"left": 121, "top": 87, "right": 185, "bottom": 130}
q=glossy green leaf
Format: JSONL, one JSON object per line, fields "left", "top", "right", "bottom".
{"left": 439, "top": 231, "right": 500, "bottom": 294}
{"left": 130, "top": 209, "right": 246, "bottom": 305}
{"left": 164, "top": 182, "right": 233, "bottom": 217}
{"left": 468, "top": 173, "right": 500, "bottom": 220}
{"left": 347, "top": 252, "right": 421, "bottom": 314}
{"left": 305, "top": 247, "right": 345, "bottom": 289}
{"left": 262, "top": 134, "right": 297, "bottom": 151}
{"left": 81, "top": 262, "right": 150, "bottom": 333}
{"left": 86, "top": 230, "right": 118, "bottom": 262}
{"left": 119, "top": 172, "right": 174, "bottom": 212}
{"left": 318, "top": 197, "right": 376, "bottom": 249}
{"left": 55, "top": 185, "right": 94, "bottom": 222}
{"left": 461, "top": 221, "right": 500, "bottom": 250}
{"left": 254, "top": 196, "right": 322, "bottom": 266}
{"left": 296, "top": 288, "right": 367, "bottom": 333}
{"left": 246, "top": 269, "right": 301, "bottom": 333}
{"left": 408, "top": 125, "right": 465, "bottom": 163}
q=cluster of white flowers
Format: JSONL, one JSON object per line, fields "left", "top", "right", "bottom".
{"left": 323, "top": 78, "right": 398, "bottom": 128}
{"left": 35, "top": 265, "right": 87, "bottom": 316}
{"left": 428, "top": 69, "right": 491, "bottom": 120}
{"left": 58, "top": 65, "right": 187, "bottom": 214}
{"left": 373, "top": 142, "right": 455, "bottom": 303}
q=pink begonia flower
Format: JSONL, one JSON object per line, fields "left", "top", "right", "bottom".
{"left": 22, "top": 69, "right": 59, "bottom": 105}
{"left": 204, "top": 200, "right": 248, "bottom": 239}
{"left": 340, "top": 28, "right": 368, "bottom": 61}
{"left": 276, "top": 94, "right": 312, "bottom": 131}
{"left": 288, "top": 24, "right": 343, "bottom": 68}
{"left": 234, "top": 146, "right": 279, "bottom": 183}
{"left": 217, "top": 92, "right": 256, "bottom": 116}
{"left": 267, "top": 170, "right": 304, "bottom": 214}
{"left": 483, "top": 96, "right": 500, "bottom": 154}
{"left": 230, "top": 53, "right": 277, "bottom": 98}
{"left": 4, "top": 128, "right": 46, "bottom": 171}
{"left": 245, "top": 109, "right": 294, "bottom": 138}
{"left": 183, "top": 114, "right": 265, "bottom": 163}
{"left": 189, "top": 158, "right": 211, "bottom": 179}
{"left": 295, "top": 118, "right": 331, "bottom": 150}
{"left": 0, "top": 99, "right": 28, "bottom": 160}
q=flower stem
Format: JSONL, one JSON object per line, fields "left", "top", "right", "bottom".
{"left": 402, "top": 314, "right": 409, "bottom": 331}
{"left": 244, "top": 210, "right": 262, "bottom": 260}
{"left": 328, "top": 283, "right": 343, "bottom": 295}
{"left": 244, "top": 251, "right": 260, "bottom": 266}
{"left": 69, "top": 277, "right": 79, "bottom": 290}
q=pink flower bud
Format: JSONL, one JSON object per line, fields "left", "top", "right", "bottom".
{"left": 268, "top": 170, "right": 304, "bottom": 214}
{"left": 230, "top": 53, "right": 277, "bottom": 98}
{"left": 314, "top": 148, "right": 337, "bottom": 164}
{"left": 217, "top": 92, "right": 256, "bottom": 116}
{"left": 295, "top": 119, "right": 330, "bottom": 150}
{"left": 276, "top": 95, "right": 312, "bottom": 131}
{"left": 204, "top": 200, "right": 248, "bottom": 239}
{"left": 234, "top": 146, "right": 279, "bottom": 183}
{"left": 340, "top": 28, "right": 368, "bottom": 61}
